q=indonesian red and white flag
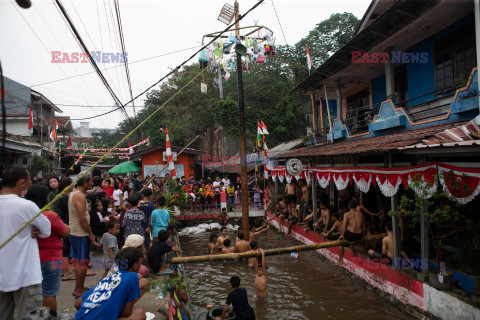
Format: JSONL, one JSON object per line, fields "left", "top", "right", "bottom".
{"left": 28, "top": 104, "right": 33, "bottom": 131}
{"left": 165, "top": 127, "right": 176, "bottom": 178}
{"left": 128, "top": 141, "right": 134, "bottom": 154}
{"left": 306, "top": 46, "right": 313, "bottom": 71}
{"left": 261, "top": 120, "right": 269, "bottom": 135}
{"left": 49, "top": 121, "right": 58, "bottom": 141}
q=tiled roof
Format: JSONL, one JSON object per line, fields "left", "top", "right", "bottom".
{"left": 279, "top": 121, "right": 468, "bottom": 158}
{"left": 45, "top": 116, "right": 71, "bottom": 127}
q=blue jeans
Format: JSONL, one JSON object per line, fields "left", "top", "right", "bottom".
{"left": 41, "top": 260, "right": 62, "bottom": 296}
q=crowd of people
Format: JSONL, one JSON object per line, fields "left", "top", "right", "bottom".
{"left": 0, "top": 166, "right": 185, "bottom": 320}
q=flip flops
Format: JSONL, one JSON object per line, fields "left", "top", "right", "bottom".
{"left": 157, "top": 268, "right": 174, "bottom": 275}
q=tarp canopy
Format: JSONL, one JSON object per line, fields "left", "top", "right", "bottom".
{"left": 108, "top": 161, "right": 141, "bottom": 174}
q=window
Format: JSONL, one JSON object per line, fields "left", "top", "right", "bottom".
{"left": 345, "top": 88, "right": 371, "bottom": 134}
{"left": 395, "top": 66, "right": 408, "bottom": 108}
{"left": 434, "top": 22, "right": 476, "bottom": 92}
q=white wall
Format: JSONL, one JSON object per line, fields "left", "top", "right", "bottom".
{"left": 0, "top": 118, "right": 32, "bottom": 136}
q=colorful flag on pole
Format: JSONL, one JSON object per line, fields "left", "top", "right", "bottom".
{"left": 49, "top": 121, "right": 58, "bottom": 141}
{"left": 263, "top": 134, "right": 269, "bottom": 178}
{"left": 67, "top": 135, "right": 72, "bottom": 147}
{"left": 257, "top": 121, "right": 262, "bottom": 148}
{"left": 165, "top": 127, "right": 176, "bottom": 178}
{"left": 28, "top": 104, "right": 33, "bottom": 131}
{"left": 306, "top": 46, "right": 313, "bottom": 72}
{"left": 261, "top": 120, "right": 269, "bottom": 135}
{"left": 128, "top": 141, "right": 134, "bottom": 154}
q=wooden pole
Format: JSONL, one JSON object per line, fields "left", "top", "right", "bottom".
{"left": 323, "top": 82, "right": 333, "bottom": 143}
{"left": 171, "top": 234, "right": 386, "bottom": 264}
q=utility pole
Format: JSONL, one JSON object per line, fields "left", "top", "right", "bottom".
{"left": 235, "top": 0, "right": 250, "bottom": 240}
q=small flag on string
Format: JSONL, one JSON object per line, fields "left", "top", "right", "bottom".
{"left": 67, "top": 135, "right": 72, "bottom": 147}
{"left": 306, "top": 45, "right": 313, "bottom": 72}
{"left": 128, "top": 141, "right": 134, "bottom": 154}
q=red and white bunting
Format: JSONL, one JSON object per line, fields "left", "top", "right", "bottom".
{"left": 437, "top": 163, "right": 480, "bottom": 204}
{"left": 268, "top": 163, "right": 480, "bottom": 204}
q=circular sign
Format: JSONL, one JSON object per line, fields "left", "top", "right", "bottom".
{"left": 286, "top": 158, "right": 303, "bottom": 176}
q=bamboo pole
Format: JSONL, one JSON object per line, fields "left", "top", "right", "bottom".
{"left": 170, "top": 233, "right": 386, "bottom": 264}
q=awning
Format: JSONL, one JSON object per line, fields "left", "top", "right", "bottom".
{"left": 269, "top": 162, "right": 480, "bottom": 204}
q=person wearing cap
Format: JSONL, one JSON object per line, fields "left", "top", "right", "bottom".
{"left": 107, "top": 234, "right": 145, "bottom": 278}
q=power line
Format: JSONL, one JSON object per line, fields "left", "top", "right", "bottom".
{"left": 53, "top": 0, "right": 132, "bottom": 125}
{"left": 71, "top": 0, "right": 266, "bottom": 121}
{"left": 271, "top": 0, "right": 288, "bottom": 45}
{"left": 113, "top": 0, "right": 136, "bottom": 119}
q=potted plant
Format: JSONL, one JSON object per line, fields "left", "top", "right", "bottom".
{"left": 391, "top": 172, "right": 471, "bottom": 290}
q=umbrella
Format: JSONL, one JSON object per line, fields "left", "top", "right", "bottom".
{"left": 108, "top": 161, "right": 141, "bottom": 174}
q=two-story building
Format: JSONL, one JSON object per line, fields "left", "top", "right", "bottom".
{"left": 269, "top": 1, "right": 480, "bottom": 318}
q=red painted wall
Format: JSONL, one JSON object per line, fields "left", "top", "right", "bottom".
{"left": 141, "top": 149, "right": 195, "bottom": 178}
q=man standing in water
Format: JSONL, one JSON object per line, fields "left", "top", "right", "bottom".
{"left": 217, "top": 227, "right": 230, "bottom": 251}
{"left": 216, "top": 276, "right": 255, "bottom": 320}
{"left": 234, "top": 232, "right": 250, "bottom": 253}
{"left": 255, "top": 249, "right": 268, "bottom": 301}
{"left": 338, "top": 200, "right": 365, "bottom": 264}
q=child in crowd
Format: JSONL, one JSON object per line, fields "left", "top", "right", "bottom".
{"left": 150, "top": 196, "right": 170, "bottom": 240}
{"left": 122, "top": 193, "right": 147, "bottom": 242}
{"left": 220, "top": 183, "right": 227, "bottom": 211}
{"left": 221, "top": 239, "right": 235, "bottom": 254}
{"left": 148, "top": 230, "right": 179, "bottom": 276}
{"left": 99, "top": 220, "right": 120, "bottom": 278}
{"left": 140, "top": 189, "right": 155, "bottom": 257}
{"left": 90, "top": 199, "right": 108, "bottom": 238}
{"left": 208, "top": 234, "right": 218, "bottom": 255}
{"left": 197, "top": 184, "right": 206, "bottom": 212}
{"left": 248, "top": 241, "right": 259, "bottom": 268}
{"left": 218, "top": 208, "right": 230, "bottom": 228}
{"left": 205, "top": 182, "right": 214, "bottom": 211}
{"left": 254, "top": 248, "right": 268, "bottom": 301}
{"left": 74, "top": 247, "right": 149, "bottom": 320}
{"left": 102, "top": 197, "right": 117, "bottom": 220}
{"left": 226, "top": 184, "right": 235, "bottom": 209}
{"left": 253, "top": 186, "right": 263, "bottom": 210}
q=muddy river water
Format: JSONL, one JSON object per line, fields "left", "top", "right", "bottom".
{"left": 180, "top": 228, "right": 415, "bottom": 320}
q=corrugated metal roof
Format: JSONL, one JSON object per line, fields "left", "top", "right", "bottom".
{"left": 268, "top": 139, "right": 304, "bottom": 157}
{"left": 400, "top": 122, "right": 480, "bottom": 150}
{"left": 278, "top": 121, "right": 467, "bottom": 158}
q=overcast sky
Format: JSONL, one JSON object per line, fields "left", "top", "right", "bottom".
{"left": 0, "top": 0, "right": 371, "bottom": 131}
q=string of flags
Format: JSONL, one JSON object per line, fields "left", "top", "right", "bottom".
{"left": 66, "top": 137, "right": 150, "bottom": 152}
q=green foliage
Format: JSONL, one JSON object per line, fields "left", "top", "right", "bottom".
{"left": 31, "top": 155, "right": 53, "bottom": 178}
{"left": 390, "top": 173, "right": 472, "bottom": 263}
{"left": 150, "top": 275, "right": 198, "bottom": 294}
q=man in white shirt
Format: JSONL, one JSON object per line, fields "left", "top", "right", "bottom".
{"left": 0, "top": 166, "right": 51, "bottom": 319}
{"left": 212, "top": 176, "right": 222, "bottom": 209}
{"left": 222, "top": 175, "right": 231, "bottom": 189}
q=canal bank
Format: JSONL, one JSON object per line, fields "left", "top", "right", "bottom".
{"left": 179, "top": 228, "right": 415, "bottom": 320}
{"left": 264, "top": 211, "right": 480, "bottom": 320}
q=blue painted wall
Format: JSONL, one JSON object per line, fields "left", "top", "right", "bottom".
{"left": 406, "top": 14, "right": 475, "bottom": 106}
{"left": 371, "top": 73, "right": 386, "bottom": 114}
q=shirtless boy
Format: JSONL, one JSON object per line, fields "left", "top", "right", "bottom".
{"left": 221, "top": 239, "right": 235, "bottom": 254}
{"left": 265, "top": 196, "right": 288, "bottom": 229}
{"left": 313, "top": 202, "right": 332, "bottom": 234}
{"left": 218, "top": 208, "right": 230, "bottom": 227}
{"left": 249, "top": 224, "right": 269, "bottom": 243}
{"left": 208, "top": 234, "right": 219, "bottom": 255}
{"left": 285, "top": 181, "right": 297, "bottom": 218}
{"left": 323, "top": 212, "right": 342, "bottom": 240}
{"left": 234, "top": 232, "right": 250, "bottom": 253}
{"left": 299, "top": 179, "right": 309, "bottom": 221}
{"left": 338, "top": 200, "right": 365, "bottom": 264}
{"left": 369, "top": 223, "right": 394, "bottom": 265}
{"left": 247, "top": 241, "right": 259, "bottom": 268}
{"left": 254, "top": 248, "right": 268, "bottom": 301}
{"left": 217, "top": 227, "right": 230, "bottom": 251}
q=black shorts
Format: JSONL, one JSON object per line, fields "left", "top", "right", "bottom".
{"left": 288, "top": 217, "right": 298, "bottom": 225}
{"left": 327, "top": 233, "right": 340, "bottom": 241}
{"left": 144, "top": 232, "right": 151, "bottom": 246}
{"left": 286, "top": 194, "right": 296, "bottom": 204}
{"left": 344, "top": 230, "right": 363, "bottom": 242}
{"left": 371, "top": 251, "right": 392, "bottom": 265}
